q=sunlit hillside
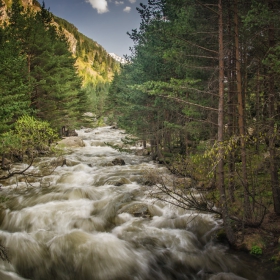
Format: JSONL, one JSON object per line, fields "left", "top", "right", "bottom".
{"left": 1, "top": 0, "right": 119, "bottom": 87}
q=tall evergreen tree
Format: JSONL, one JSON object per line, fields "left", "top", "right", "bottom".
{"left": 6, "top": 0, "right": 84, "bottom": 130}
{"left": 0, "top": 2, "right": 30, "bottom": 134}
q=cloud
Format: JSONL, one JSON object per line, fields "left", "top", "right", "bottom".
{"left": 86, "top": 0, "right": 109, "bottom": 14}
{"left": 115, "top": 1, "right": 124, "bottom": 4}
{"left": 123, "top": 6, "right": 131, "bottom": 12}
{"left": 128, "top": 0, "right": 136, "bottom": 3}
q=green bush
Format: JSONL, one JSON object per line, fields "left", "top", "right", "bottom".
{"left": 250, "top": 245, "right": 263, "bottom": 255}
{"left": 0, "top": 115, "right": 59, "bottom": 156}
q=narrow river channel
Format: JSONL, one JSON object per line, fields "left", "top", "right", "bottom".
{"left": 0, "top": 126, "right": 270, "bottom": 279}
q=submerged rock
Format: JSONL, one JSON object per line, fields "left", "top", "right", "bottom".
{"left": 112, "top": 158, "right": 125, "bottom": 166}
{"left": 118, "top": 202, "right": 151, "bottom": 218}
{"left": 105, "top": 177, "right": 131, "bottom": 186}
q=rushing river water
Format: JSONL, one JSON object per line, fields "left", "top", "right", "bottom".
{"left": 0, "top": 126, "right": 272, "bottom": 280}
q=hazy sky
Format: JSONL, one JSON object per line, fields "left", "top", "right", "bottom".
{"left": 43, "top": 0, "right": 147, "bottom": 57}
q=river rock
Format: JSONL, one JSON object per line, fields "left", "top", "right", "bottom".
{"left": 112, "top": 158, "right": 125, "bottom": 165}
{"left": 103, "top": 162, "right": 114, "bottom": 167}
{"left": 57, "top": 137, "right": 85, "bottom": 148}
{"left": 105, "top": 177, "right": 131, "bottom": 186}
{"left": 135, "top": 149, "right": 150, "bottom": 156}
{"left": 1, "top": 158, "right": 11, "bottom": 170}
{"left": 66, "top": 159, "right": 80, "bottom": 167}
{"left": 118, "top": 202, "right": 151, "bottom": 218}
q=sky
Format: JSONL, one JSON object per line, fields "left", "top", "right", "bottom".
{"left": 43, "top": 0, "right": 148, "bottom": 57}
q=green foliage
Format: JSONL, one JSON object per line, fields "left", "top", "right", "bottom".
{"left": 250, "top": 245, "right": 263, "bottom": 255}
{"left": 3, "top": 0, "right": 86, "bottom": 129}
{"left": 0, "top": 27, "right": 31, "bottom": 134}
{"left": 0, "top": 115, "right": 59, "bottom": 156}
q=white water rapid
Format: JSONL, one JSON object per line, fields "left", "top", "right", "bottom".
{"left": 0, "top": 127, "right": 264, "bottom": 280}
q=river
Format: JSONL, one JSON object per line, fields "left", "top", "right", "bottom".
{"left": 0, "top": 126, "right": 272, "bottom": 280}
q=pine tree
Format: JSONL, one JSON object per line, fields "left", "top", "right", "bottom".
{"left": 6, "top": 0, "right": 84, "bottom": 130}
{"left": 0, "top": 5, "right": 30, "bottom": 134}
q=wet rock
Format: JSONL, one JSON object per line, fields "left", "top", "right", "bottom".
{"left": 215, "top": 228, "right": 227, "bottom": 241}
{"left": 110, "top": 124, "right": 118, "bottom": 129}
{"left": 103, "top": 162, "right": 114, "bottom": 167}
{"left": 65, "top": 160, "right": 80, "bottom": 167}
{"left": 118, "top": 202, "right": 151, "bottom": 218}
{"left": 112, "top": 158, "right": 125, "bottom": 166}
{"left": 61, "top": 126, "right": 78, "bottom": 137}
{"left": 57, "top": 137, "right": 85, "bottom": 148}
{"left": 135, "top": 149, "right": 150, "bottom": 156}
{"left": 105, "top": 177, "right": 131, "bottom": 186}
{"left": 68, "top": 130, "right": 78, "bottom": 136}
{"left": 85, "top": 129, "right": 92, "bottom": 133}
{"left": 1, "top": 158, "right": 11, "bottom": 170}
{"left": 48, "top": 158, "right": 79, "bottom": 168}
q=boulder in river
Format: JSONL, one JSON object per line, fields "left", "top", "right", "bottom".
{"left": 105, "top": 177, "right": 131, "bottom": 186}
{"left": 58, "top": 137, "right": 85, "bottom": 148}
{"left": 118, "top": 202, "right": 151, "bottom": 218}
{"left": 135, "top": 149, "right": 150, "bottom": 156}
{"left": 112, "top": 158, "right": 125, "bottom": 166}
{"left": 1, "top": 158, "right": 11, "bottom": 170}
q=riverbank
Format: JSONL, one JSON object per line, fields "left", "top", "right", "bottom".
{"left": 231, "top": 211, "right": 280, "bottom": 279}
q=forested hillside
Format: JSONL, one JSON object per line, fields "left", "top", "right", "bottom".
{"left": 108, "top": 0, "right": 280, "bottom": 246}
{"left": 54, "top": 15, "right": 120, "bottom": 114}
{"left": 0, "top": 0, "right": 120, "bottom": 119}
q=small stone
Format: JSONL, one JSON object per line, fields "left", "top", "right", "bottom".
{"left": 112, "top": 158, "right": 125, "bottom": 166}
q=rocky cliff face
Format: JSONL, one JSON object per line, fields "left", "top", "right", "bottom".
{"left": 53, "top": 21, "right": 78, "bottom": 54}
{"left": 0, "top": 1, "right": 8, "bottom": 23}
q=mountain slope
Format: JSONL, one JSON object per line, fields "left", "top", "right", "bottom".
{"left": 0, "top": 0, "right": 119, "bottom": 87}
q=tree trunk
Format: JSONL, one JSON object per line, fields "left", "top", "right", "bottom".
{"left": 267, "top": 0, "right": 280, "bottom": 214}
{"left": 234, "top": 0, "right": 251, "bottom": 220}
{"left": 226, "top": 0, "right": 235, "bottom": 203}
{"left": 218, "top": 0, "right": 235, "bottom": 244}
